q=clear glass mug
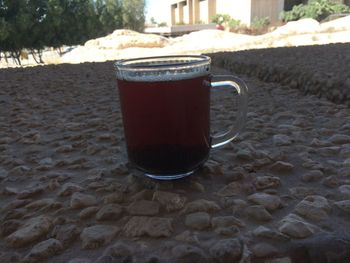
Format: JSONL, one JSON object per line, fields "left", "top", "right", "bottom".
{"left": 114, "top": 55, "right": 248, "bottom": 180}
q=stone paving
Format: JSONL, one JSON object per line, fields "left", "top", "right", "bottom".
{"left": 1, "top": 47, "right": 350, "bottom": 262}
{"left": 210, "top": 43, "right": 350, "bottom": 107}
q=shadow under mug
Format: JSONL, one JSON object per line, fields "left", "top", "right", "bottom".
{"left": 114, "top": 55, "right": 248, "bottom": 180}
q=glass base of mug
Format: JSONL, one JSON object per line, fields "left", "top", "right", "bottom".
{"left": 127, "top": 163, "right": 197, "bottom": 180}
{"left": 144, "top": 170, "right": 194, "bottom": 180}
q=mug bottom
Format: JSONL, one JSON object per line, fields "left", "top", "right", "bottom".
{"left": 128, "top": 158, "right": 208, "bottom": 180}
{"left": 144, "top": 170, "right": 195, "bottom": 180}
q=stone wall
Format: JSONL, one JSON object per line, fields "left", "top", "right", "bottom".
{"left": 209, "top": 43, "right": 350, "bottom": 106}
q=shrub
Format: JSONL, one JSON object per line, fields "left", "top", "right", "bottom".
{"left": 158, "top": 22, "right": 167, "bottom": 27}
{"left": 281, "top": 0, "right": 350, "bottom": 22}
{"left": 251, "top": 17, "right": 270, "bottom": 30}
{"left": 211, "top": 14, "right": 231, "bottom": 25}
{"left": 228, "top": 18, "right": 241, "bottom": 30}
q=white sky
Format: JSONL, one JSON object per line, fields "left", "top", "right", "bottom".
{"left": 146, "top": 0, "right": 170, "bottom": 23}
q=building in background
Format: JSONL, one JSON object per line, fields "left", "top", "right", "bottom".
{"left": 169, "top": 0, "right": 350, "bottom": 27}
{"left": 170, "top": 0, "right": 285, "bottom": 26}
{"left": 146, "top": 0, "right": 350, "bottom": 36}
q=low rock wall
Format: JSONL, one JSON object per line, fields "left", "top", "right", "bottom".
{"left": 209, "top": 43, "right": 350, "bottom": 106}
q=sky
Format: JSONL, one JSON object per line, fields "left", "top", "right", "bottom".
{"left": 146, "top": 0, "right": 170, "bottom": 23}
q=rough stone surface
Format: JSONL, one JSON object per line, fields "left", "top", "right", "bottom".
{"left": 97, "top": 242, "right": 134, "bottom": 262}
{"left": 210, "top": 43, "right": 350, "bottom": 106}
{"left": 152, "top": 191, "right": 187, "bottom": 212}
{"left": 175, "top": 230, "right": 200, "bottom": 243}
{"left": 209, "top": 238, "right": 242, "bottom": 263}
{"left": 252, "top": 226, "right": 290, "bottom": 242}
{"left": 2, "top": 49, "right": 350, "bottom": 262}
{"left": 127, "top": 200, "right": 160, "bottom": 216}
{"left": 278, "top": 214, "right": 318, "bottom": 239}
{"left": 253, "top": 175, "right": 281, "bottom": 190}
{"left": 245, "top": 205, "right": 273, "bottom": 221}
{"left": 103, "top": 192, "right": 124, "bottom": 204}
{"left": 181, "top": 199, "right": 220, "bottom": 214}
{"left": 0, "top": 252, "right": 21, "bottom": 263}
{"left": 79, "top": 206, "right": 99, "bottom": 219}
{"left": 301, "top": 170, "right": 324, "bottom": 182}
{"left": 294, "top": 195, "right": 331, "bottom": 220}
{"left": 269, "top": 161, "right": 294, "bottom": 173}
{"left": 68, "top": 259, "right": 92, "bottom": 263}
{"left": 216, "top": 182, "right": 241, "bottom": 197}
{"left": 22, "top": 238, "right": 63, "bottom": 263}
{"left": 171, "top": 244, "right": 209, "bottom": 263}
{"left": 339, "top": 185, "right": 350, "bottom": 198}
{"left": 123, "top": 216, "right": 173, "bottom": 238}
{"left": 251, "top": 243, "right": 278, "bottom": 258}
{"left": 17, "top": 185, "right": 45, "bottom": 199}
{"left": 247, "top": 193, "right": 282, "bottom": 211}
{"left": 214, "top": 226, "right": 240, "bottom": 237}
{"left": 58, "top": 182, "right": 83, "bottom": 196}
{"left": 329, "top": 134, "right": 350, "bottom": 144}
{"left": 51, "top": 224, "right": 80, "bottom": 247}
{"left": 211, "top": 216, "right": 245, "bottom": 228}
{"left": 25, "top": 198, "right": 55, "bottom": 209}
{"left": 80, "top": 225, "right": 119, "bottom": 249}
{"left": 334, "top": 200, "right": 350, "bottom": 214}
{"left": 6, "top": 216, "right": 52, "bottom": 247}
{"left": 70, "top": 192, "right": 97, "bottom": 209}
{"left": 185, "top": 212, "right": 211, "bottom": 230}
{"left": 96, "top": 204, "right": 123, "bottom": 221}
{"left": 273, "top": 134, "right": 292, "bottom": 146}
{"left": 265, "top": 258, "right": 292, "bottom": 263}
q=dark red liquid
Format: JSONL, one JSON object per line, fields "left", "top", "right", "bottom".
{"left": 118, "top": 75, "right": 211, "bottom": 174}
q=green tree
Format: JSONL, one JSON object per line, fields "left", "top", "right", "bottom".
{"left": 25, "top": 0, "right": 49, "bottom": 63}
{"left": 281, "top": 0, "right": 350, "bottom": 22}
{"left": 43, "top": 0, "right": 66, "bottom": 48}
{"left": 211, "top": 13, "right": 231, "bottom": 25}
{"left": 0, "top": 0, "right": 144, "bottom": 64}
{"left": 150, "top": 16, "right": 156, "bottom": 24}
{"left": 0, "top": 0, "right": 34, "bottom": 64}
{"left": 69, "top": 0, "right": 99, "bottom": 43}
{"left": 96, "top": 0, "right": 123, "bottom": 35}
{"left": 122, "top": 0, "right": 145, "bottom": 32}
{"left": 44, "top": 0, "right": 97, "bottom": 47}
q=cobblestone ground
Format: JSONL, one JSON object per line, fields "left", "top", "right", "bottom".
{"left": 210, "top": 43, "right": 350, "bottom": 107}
{"left": 1, "top": 55, "right": 350, "bottom": 262}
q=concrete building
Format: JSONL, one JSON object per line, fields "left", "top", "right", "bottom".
{"left": 170, "top": 0, "right": 286, "bottom": 26}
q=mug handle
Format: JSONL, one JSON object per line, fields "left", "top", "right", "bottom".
{"left": 210, "top": 75, "right": 248, "bottom": 149}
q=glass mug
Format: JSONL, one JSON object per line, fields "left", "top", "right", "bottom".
{"left": 115, "top": 55, "right": 247, "bottom": 180}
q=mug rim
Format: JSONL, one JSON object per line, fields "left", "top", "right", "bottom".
{"left": 114, "top": 55, "right": 211, "bottom": 72}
